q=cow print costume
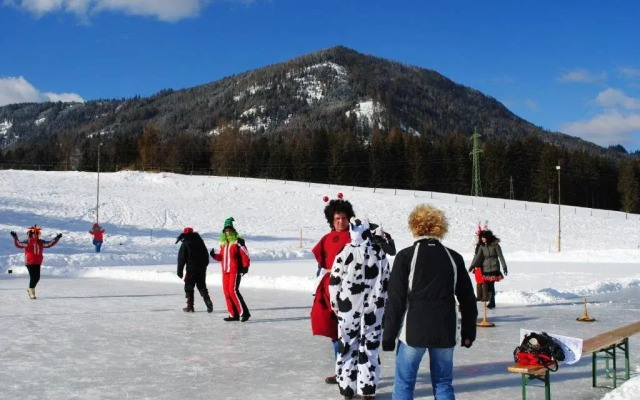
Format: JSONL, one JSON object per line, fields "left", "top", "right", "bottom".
{"left": 329, "top": 218, "right": 390, "bottom": 398}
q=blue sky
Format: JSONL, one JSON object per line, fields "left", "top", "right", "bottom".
{"left": 1, "top": 0, "right": 639, "bottom": 151}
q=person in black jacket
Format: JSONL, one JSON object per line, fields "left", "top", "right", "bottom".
{"left": 176, "top": 227, "right": 213, "bottom": 313}
{"left": 382, "top": 204, "right": 477, "bottom": 400}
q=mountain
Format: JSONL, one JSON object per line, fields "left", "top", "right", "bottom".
{"left": 0, "top": 46, "right": 618, "bottom": 157}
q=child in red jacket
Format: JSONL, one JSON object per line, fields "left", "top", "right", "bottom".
{"left": 89, "top": 223, "right": 105, "bottom": 253}
{"left": 11, "top": 226, "right": 62, "bottom": 299}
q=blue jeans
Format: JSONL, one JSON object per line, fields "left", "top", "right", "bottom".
{"left": 93, "top": 240, "right": 102, "bottom": 253}
{"left": 392, "top": 341, "right": 455, "bottom": 400}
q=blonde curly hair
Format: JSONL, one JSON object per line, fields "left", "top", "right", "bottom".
{"left": 408, "top": 204, "right": 448, "bottom": 238}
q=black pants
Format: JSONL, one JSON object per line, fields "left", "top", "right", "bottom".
{"left": 487, "top": 281, "right": 496, "bottom": 307}
{"left": 184, "top": 271, "right": 209, "bottom": 298}
{"left": 26, "top": 264, "right": 41, "bottom": 289}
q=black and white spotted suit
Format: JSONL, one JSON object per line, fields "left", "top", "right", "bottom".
{"left": 329, "top": 219, "right": 390, "bottom": 398}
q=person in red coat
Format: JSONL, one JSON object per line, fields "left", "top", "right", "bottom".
{"left": 10, "top": 225, "right": 62, "bottom": 299}
{"left": 210, "top": 217, "right": 251, "bottom": 322}
{"left": 89, "top": 222, "right": 105, "bottom": 253}
{"left": 310, "top": 198, "right": 354, "bottom": 385}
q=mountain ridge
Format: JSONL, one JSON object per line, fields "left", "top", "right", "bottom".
{"left": 0, "top": 46, "right": 618, "bottom": 158}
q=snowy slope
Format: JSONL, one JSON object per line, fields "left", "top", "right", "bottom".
{"left": 1, "top": 170, "right": 639, "bottom": 304}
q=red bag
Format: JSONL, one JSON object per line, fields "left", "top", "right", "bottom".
{"left": 515, "top": 351, "right": 554, "bottom": 367}
{"left": 474, "top": 267, "right": 485, "bottom": 284}
{"left": 513, "top": 332, "right": 564, "bottom": 372}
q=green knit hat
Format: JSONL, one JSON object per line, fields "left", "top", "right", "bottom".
{"left": 222, "top": 217, "right": 235, "bottom": 232}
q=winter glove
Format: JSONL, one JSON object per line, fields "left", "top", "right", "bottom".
{"left": 468, "top": 266, "right": 475, "bottom": 273}
{"left": 177, "top": 271, "right": 183, "bottom": 279}
{"left": 10, "top": 231, "right": 17, "bottom": 238}
{"left": 461, "top": 338, "right": 473, "bottom": 348}
{"left": 55, "top": 233, "right": 63, "bottom": 240}
{"left": 382, "top": 340, "right": 396, "bottom": 352}
{"left": 240, "top": 267, "right": 249, "bottom": 276}
{"left": 503, "top": 268, "right": 508, "bottom": 276}
{"left": 209, "top": 248, "right": 216, "bottom": 257}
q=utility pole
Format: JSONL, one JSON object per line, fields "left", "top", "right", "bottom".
{"left": 470, "top": 129, "right": 483, "bottom": 197}
{"left": 509, "top": 176, "right": 514, "bottom": 200}
{"left": 556, "top": 164, "right": 561, "bottom": 252}
{"left": 96, "top": 136, "right": 102, "bottom": 224}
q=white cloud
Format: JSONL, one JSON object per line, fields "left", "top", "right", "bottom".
{"left": 0, "top": 76, "right": 84, "bottom": 106}
{"left": 595, "top": 88, "right": 640, "bottom": 110}
{"left": 557, "top": 68, "right": 607, "bottom": 83}
{"left": 617, "top": 66, "right": 640, "bottom": 79}
{"left": 561, "top": 111, "right": 640, "bottom": 147}
{"left": 5, "top": 0, "right": 213, "bottom": 22}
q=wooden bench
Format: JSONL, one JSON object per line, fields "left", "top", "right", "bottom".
{"left": 507, "top": 321, "right": 640, "bottom": 400}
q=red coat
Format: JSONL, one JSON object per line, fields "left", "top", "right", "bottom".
{"left": 312, "top": 230, "right": 350, "bottom": 270}
{"left": 310, "top": 273, "right": 338, "bottom": 340}
{"left": 13, "top": 236, "right": 60, "bottom": 265}
{"left": 89, "top": 228, "right": 105, "bottom": 242}
{"left": 212, "top": 238, "right": 250, "bottom": 274}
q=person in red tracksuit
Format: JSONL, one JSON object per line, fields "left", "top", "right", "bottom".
{"left": 310, "top": 198, "right": 355, "bottom": 385}
{"left": 210, "top": 217, "right": 251, "bottom": 322}
{"left": 10, "top": 225, "right": 62, "bottom": 299}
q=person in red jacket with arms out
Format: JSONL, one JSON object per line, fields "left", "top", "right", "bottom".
{"left": 310, "top": 195, "right": 354, "bottom": 385}
{"left": 89, "top": 222, "right": 105, "bottom": 253}
{"left": 10, "top": 225, "right": 62, "bottom": 299}
{"left": 210, "top": 217, "right": 251, "bottom": 322}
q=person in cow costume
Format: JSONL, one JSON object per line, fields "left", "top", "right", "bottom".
{"left": 329, "top": 218, "right": 390, "bottom": 400}
{"left": 10, "top": 225, "right": 62, "bottom": 299}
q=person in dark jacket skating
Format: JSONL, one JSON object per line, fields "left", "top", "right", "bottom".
{"left": 11, "top": 225, "right": 62, "bottom": 299}
{"left": 470, "top": 229, "right": 508, "bottom": 309}
{"left": 176, "top": 227, "right": 213, "bottom": 313}
{"left": 382, "top": 204, "right": 477, "bottom": 400}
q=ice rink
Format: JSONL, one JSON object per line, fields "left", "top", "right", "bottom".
{"left": 2, "top": 273, "right": 639, "bottom": 400}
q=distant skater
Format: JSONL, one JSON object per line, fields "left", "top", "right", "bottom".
{"left": 89, "top": 222, "right": 105, "bottom": 252}
{"left": 10, "top": 226, "right": 62, "bottom": 299}
{"left": 176, "top": 227, "right": 213, "bottom": 313}
{"left": 210, "top": 217, "right": 251, "bottom": 322}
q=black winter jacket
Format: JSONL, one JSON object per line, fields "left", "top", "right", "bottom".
{"left": 177, "top": 232, "right": 210, "bottom": 276}
{"left": 382, "top": 238, "right": 477, "bottom": 348}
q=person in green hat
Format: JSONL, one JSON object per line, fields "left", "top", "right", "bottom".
{"left": 210, "top": 217, "right": 251, "bottom": 322}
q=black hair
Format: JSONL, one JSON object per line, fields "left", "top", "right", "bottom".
{"left": 480, "top": 229, "right": 499, "bottom": 244}
{"left": 323, "top": 199, "right": 355, "bottom": 229}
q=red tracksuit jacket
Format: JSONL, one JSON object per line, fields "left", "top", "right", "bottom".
{"left": 13, "top": 237, "right": 60, "bottom": 265}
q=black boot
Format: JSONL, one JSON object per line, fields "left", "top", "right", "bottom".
{"left": 223, "top": 316, "right": 240, "bottom": 322}
{"left": 183, "top": 292, "right": 194, "bottom": 312}
{"left": 240, "top": 313, "right": 251, "bottom": 322}
{"left": 487, "top": 284, "right": 496, "bottom": 309}
{"left": 199, "top": 288, "right": 213, "bottom": 313}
